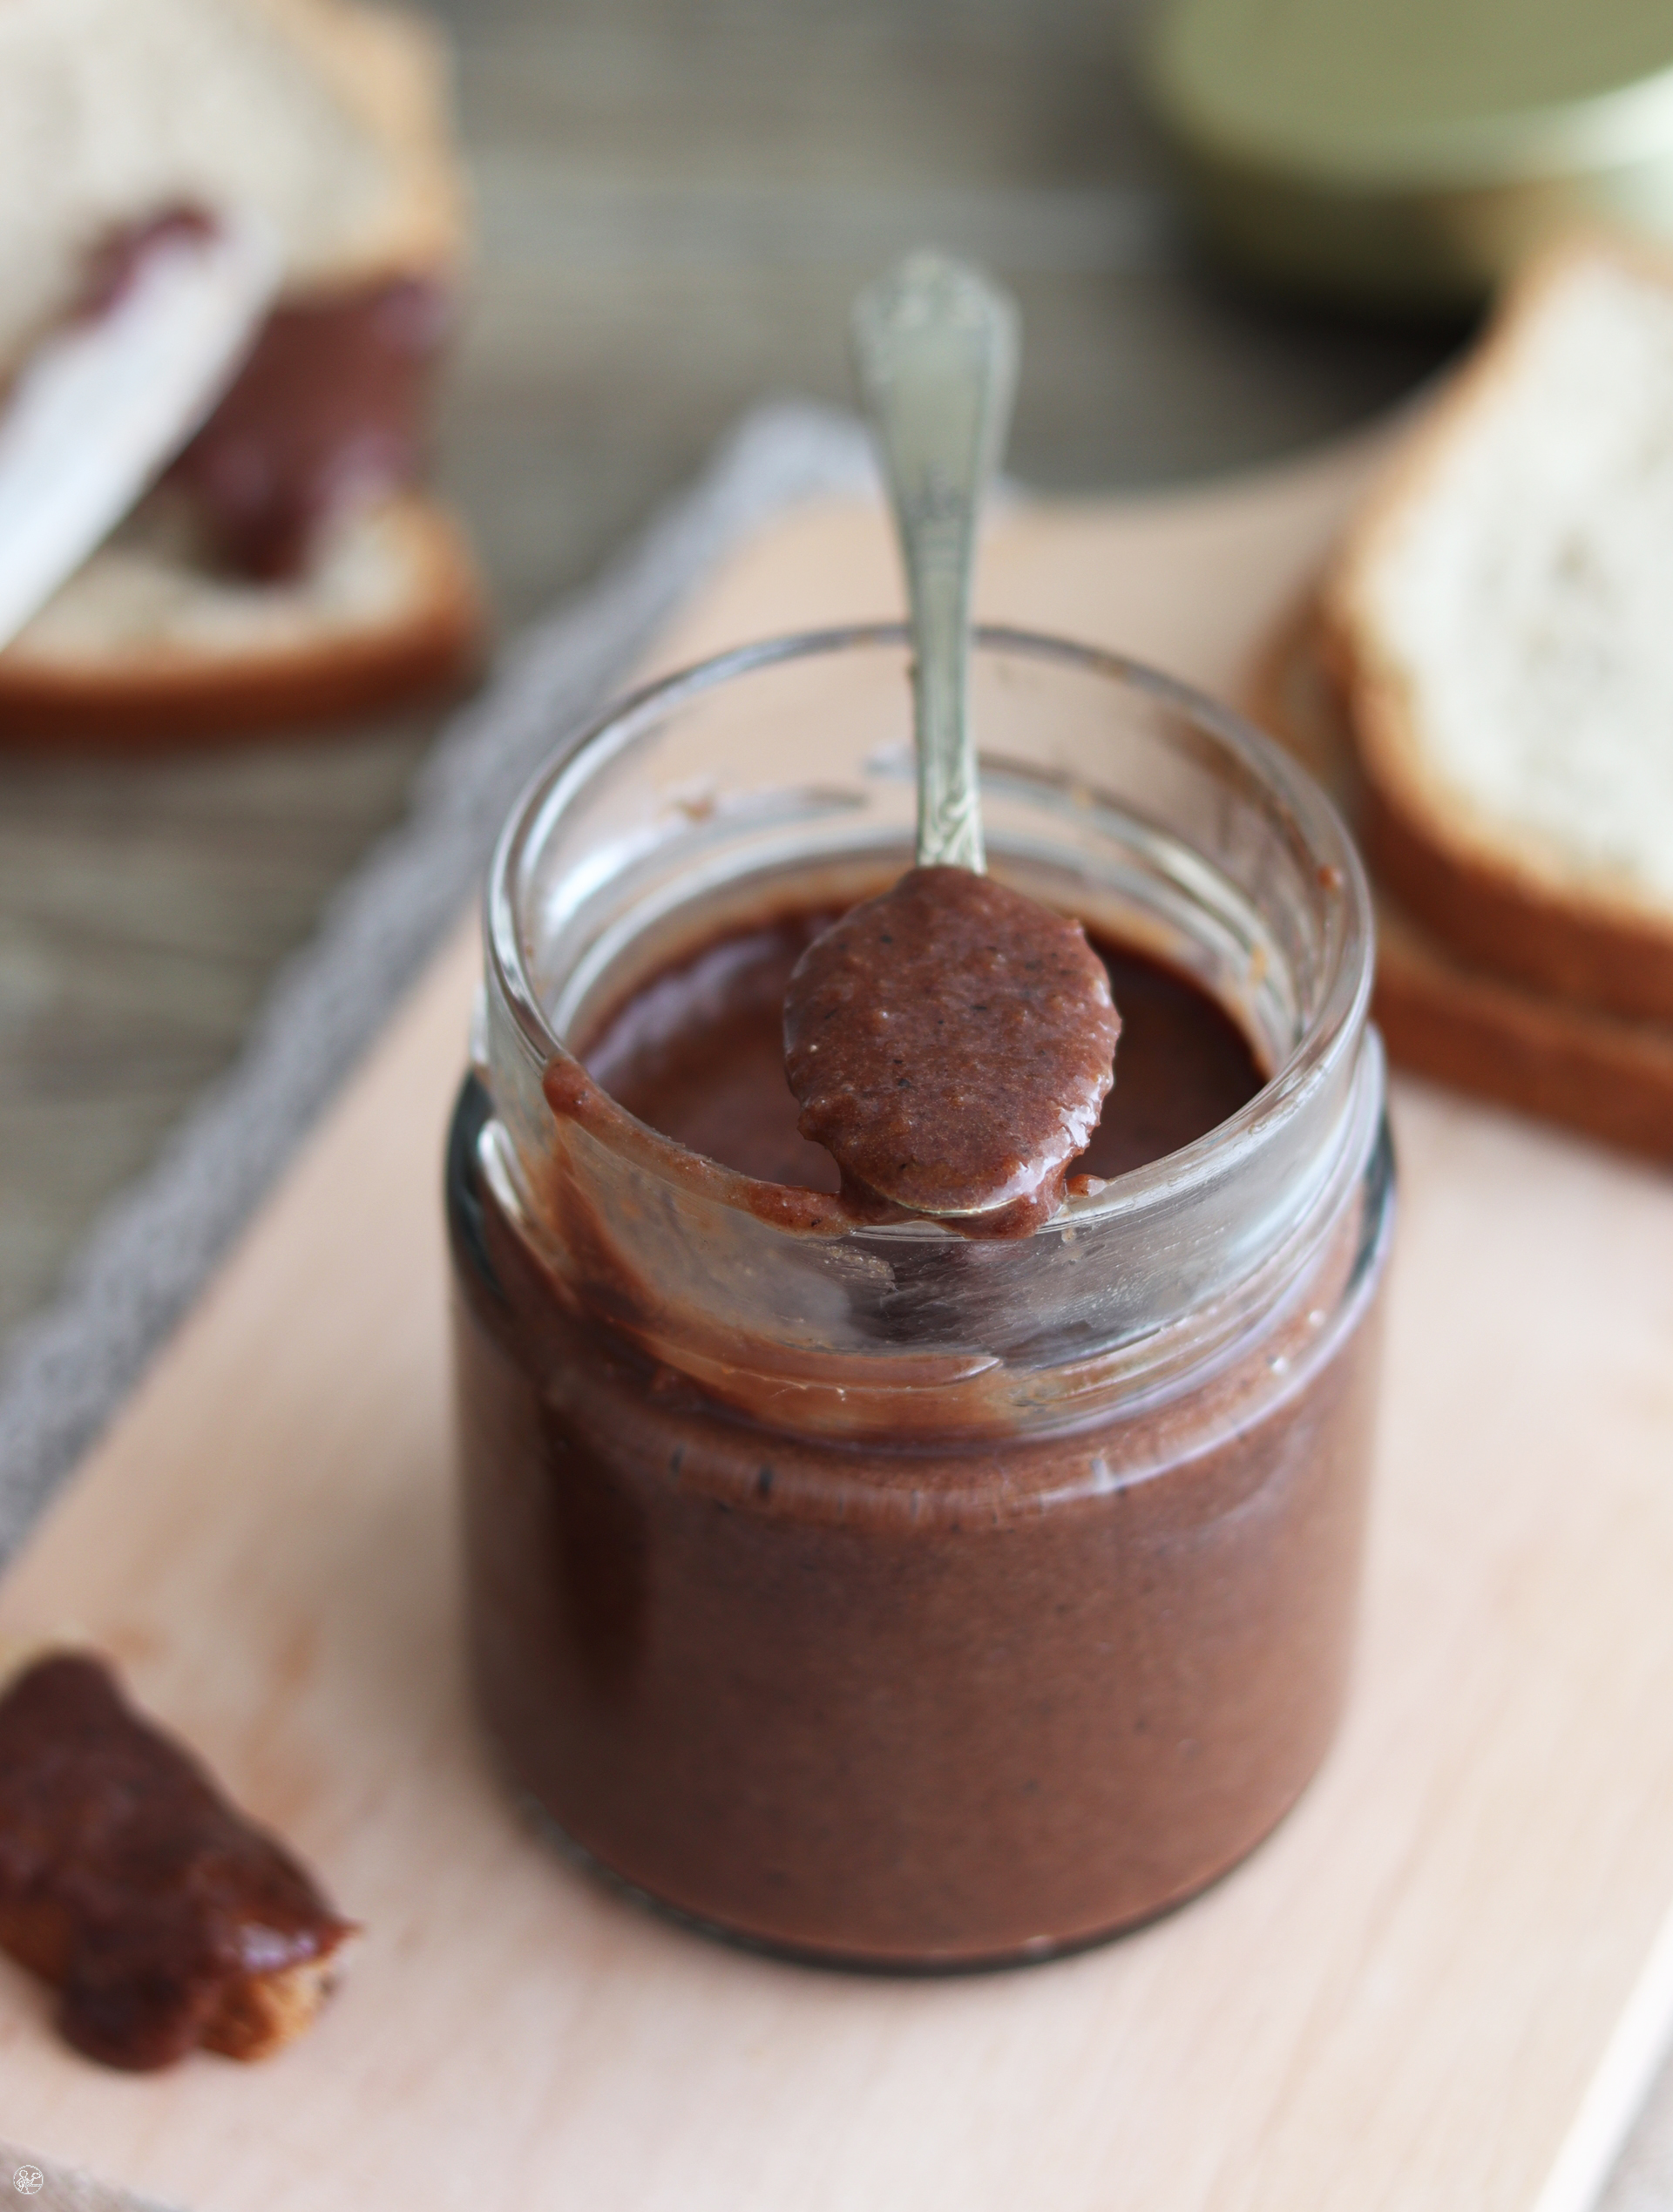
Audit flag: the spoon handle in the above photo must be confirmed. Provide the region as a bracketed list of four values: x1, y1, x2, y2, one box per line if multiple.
[851, 253, 1019, 874]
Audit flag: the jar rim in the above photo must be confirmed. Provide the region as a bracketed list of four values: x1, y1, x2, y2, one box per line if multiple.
[485, 620, 1374, 1244]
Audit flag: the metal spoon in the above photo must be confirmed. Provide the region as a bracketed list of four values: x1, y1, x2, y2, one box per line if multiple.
[850, 249, 1016, 873]
[782, 253, 1120, 1232]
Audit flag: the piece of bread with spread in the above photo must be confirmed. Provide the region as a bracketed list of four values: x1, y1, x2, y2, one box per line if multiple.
[0, 1641, 356, 2069]
[0, 0, 482, 744]
[1322, 233, 1673, 1025]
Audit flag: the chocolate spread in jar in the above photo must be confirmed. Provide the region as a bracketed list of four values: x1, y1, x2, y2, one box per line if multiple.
[452, 900, 1390, 1965]
[782, 867, 1121, 1233]
[0, 1652, 354, 2069]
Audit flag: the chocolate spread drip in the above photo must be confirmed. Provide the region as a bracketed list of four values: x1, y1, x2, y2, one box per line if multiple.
[169, 275, 449, 578]
[782, 867, 1121, 1233]
[0, 1653, 353, 2071]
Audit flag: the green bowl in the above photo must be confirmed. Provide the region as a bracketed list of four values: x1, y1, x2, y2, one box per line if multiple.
[1145, 0, 1673, 310]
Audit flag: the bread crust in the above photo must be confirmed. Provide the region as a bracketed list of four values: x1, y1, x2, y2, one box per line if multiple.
[0, 493, 484, 747]
[1323, 230, 1673, 1024]
[201, 1948, 347, 2060]
[1371, 889, 1673, 1160]
[239, 0, 468, 290]
[0, 1893, 350, 2061]
[1252, 596, 1673, 1162]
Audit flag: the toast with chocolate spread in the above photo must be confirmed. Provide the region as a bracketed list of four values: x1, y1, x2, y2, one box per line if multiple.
[0, 1643, 355, 2068]
[0, 0, 482, 744]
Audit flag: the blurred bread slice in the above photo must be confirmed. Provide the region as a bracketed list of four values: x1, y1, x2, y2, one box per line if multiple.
[0, 0, 464, 367]
[1324, 235, 1673, 1023]
[1253, 600, 1673, 1167]
[0, 490, 479, 743]
[0, 0, 479, 742]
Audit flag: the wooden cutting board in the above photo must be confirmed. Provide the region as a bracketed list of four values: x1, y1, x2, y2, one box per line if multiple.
[7, 434, 1673, 2212]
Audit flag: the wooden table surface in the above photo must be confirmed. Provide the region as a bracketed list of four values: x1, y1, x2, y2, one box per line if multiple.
[0, 0, 1456, 1345]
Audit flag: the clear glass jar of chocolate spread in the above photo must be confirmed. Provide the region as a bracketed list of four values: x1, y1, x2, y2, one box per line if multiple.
[449, 625, 1392, 1968]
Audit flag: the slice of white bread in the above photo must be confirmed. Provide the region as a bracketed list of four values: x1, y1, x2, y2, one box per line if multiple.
[1325, 235, 1673, 1024]
[0, 0, 464, 369]
[1252, 601, 1673, 1167]
[0, 488, 481, 742]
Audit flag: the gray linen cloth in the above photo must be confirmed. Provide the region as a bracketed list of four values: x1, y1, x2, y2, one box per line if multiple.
[0, 403, 871, 1559]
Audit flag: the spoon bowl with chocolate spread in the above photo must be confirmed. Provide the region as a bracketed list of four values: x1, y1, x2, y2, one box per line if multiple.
[782, 255, 1121, 1233]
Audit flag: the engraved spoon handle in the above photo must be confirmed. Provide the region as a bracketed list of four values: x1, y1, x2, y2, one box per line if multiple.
[851, 253, 1019, 874]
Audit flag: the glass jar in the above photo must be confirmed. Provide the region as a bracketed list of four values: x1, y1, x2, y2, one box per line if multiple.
[449, 624, 1392, 1968]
